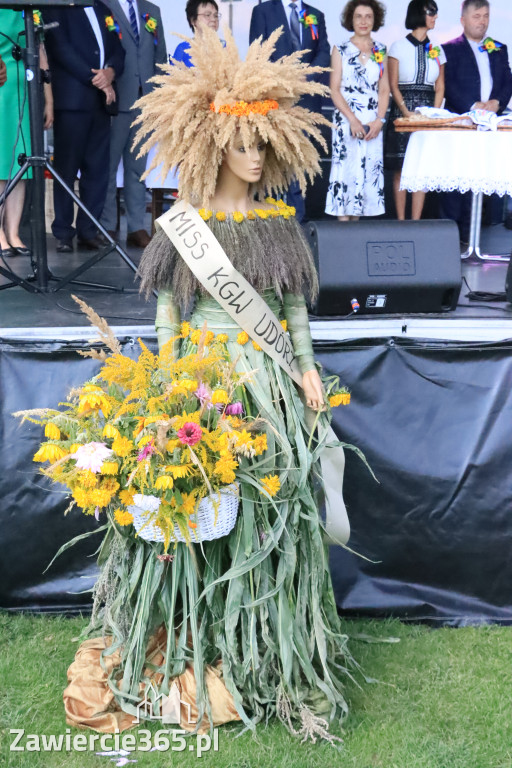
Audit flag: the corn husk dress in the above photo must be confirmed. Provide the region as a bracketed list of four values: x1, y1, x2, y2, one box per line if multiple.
[71, 202, 354, 739]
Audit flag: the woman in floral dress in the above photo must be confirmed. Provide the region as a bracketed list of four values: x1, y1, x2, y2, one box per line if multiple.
[325, 0, 389, 220]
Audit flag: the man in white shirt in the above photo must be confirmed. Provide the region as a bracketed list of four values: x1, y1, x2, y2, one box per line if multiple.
[249, 0, 330, 222]
[44, 1, 125, 252]
[441, 0, 512, 242]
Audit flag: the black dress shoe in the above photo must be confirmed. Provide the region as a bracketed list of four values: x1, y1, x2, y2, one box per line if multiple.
[77, 235, 109, 250]
[56, 239, 73, 253]
[1, 247, 15, 258]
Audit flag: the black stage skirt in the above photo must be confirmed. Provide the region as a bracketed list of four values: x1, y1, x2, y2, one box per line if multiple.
[385, 84, 435, 171]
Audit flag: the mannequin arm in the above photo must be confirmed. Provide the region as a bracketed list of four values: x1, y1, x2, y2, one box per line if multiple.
[155, 289, 181, 353]
[282, 292, 315, 374]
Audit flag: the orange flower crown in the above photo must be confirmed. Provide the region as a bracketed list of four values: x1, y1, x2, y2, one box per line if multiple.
[209, 99, 279, 117]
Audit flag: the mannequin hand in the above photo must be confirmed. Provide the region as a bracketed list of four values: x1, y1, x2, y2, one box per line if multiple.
[302, 369, 326, 411]
[365, 119, 383, 140]
[349, 116, 366, 139]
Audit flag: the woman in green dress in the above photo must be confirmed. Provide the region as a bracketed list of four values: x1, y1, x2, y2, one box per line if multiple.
[0, 9, 53, 257]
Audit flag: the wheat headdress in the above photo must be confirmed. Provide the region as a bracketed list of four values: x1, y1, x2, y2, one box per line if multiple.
[133, 27, 329, 207]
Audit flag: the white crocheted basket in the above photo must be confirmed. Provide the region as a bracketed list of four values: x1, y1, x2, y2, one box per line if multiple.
[128, 483, 239, 543]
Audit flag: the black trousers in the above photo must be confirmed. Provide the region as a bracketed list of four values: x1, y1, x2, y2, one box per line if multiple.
[439, 191, 472, 243]
[52, 105, 110, 241]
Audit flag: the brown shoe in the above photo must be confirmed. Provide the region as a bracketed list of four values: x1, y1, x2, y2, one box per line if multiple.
[126, 229, 151, 248]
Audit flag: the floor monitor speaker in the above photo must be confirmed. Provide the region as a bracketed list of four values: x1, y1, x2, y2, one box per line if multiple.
[306, 219, 462, 316]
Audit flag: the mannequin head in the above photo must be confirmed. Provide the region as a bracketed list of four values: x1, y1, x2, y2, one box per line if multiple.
[219, 134, 267, 186]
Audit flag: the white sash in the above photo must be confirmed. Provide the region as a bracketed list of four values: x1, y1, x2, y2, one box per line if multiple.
[157, 201, 350, 545]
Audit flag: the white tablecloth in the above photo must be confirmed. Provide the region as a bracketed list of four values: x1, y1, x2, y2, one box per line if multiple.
[400, 130, 512, 197]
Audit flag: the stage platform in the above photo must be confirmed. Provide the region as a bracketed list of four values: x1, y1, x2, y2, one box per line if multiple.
[2, 220, 512, 624]
[1, 223, 511, 342]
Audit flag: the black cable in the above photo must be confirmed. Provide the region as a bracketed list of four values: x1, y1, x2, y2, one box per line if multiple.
[461, 275, 508, 303]
[55, 300, 155, 323]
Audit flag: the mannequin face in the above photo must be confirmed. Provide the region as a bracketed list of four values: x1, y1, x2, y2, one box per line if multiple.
[461, 3, 489, 42]
[221, 135, 267, 185]
[192, 2, 219, 33]
[352, 5, 374, 37]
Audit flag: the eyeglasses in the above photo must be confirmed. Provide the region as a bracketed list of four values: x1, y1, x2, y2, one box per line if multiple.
[425, 8, 438, 16]
[197, 12, 221, 20]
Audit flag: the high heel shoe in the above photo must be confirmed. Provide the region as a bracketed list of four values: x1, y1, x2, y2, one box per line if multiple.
[1, 246, 15, 258]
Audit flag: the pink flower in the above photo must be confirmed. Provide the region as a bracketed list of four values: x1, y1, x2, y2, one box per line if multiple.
[137, 440, 155, 462]
[194, 382, 212, 409]
[73, 442, 112, 473]
[94, 507, 100, 521]
[177, 422, 202, 446]
[225, 401, 243, 416]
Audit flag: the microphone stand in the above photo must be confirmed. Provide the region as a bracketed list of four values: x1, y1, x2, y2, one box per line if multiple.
[0, 7, 139, 294]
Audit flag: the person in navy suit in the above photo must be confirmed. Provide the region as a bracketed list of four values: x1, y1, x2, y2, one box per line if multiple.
[250, 0, 330, 221]
[44, 1, 125, 252]
[440, 0, 512, 243]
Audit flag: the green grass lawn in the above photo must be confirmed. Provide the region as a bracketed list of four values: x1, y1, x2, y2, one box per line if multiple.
[1, 612, 512, 768]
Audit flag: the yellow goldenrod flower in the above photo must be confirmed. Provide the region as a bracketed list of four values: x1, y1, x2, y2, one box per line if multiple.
[103, 424, 120, 439]
[253, 433, 268, 456]
[181, 378, 198, 392]
[190, 329, 202, 345]
[280, 319, 287, 331]
[216, 333, 229, 344]
[33, 443, 67, 463]
[114, 508, 134, 526]
[44, 423, 61, 440]
[211, 389, 229, 405]
[154, 475, 174, 490]
[215, 211, 226, 221]
[112, 436, 134, 457]
[237, 331, 249, 345]
[198, 209, 212, 221]
[247, 210, 256, 220]
[138, 434, 154, 448]
[119, 489, 135, 506]
[233, 211, 244, 223]
[329, 393, 351, 407]
[260, 474, 280, 497]
[100, 461, 119, 475]
[252, 340, 262, 351]
[205, 330, 215, 345]
[180, 320, 191, 337]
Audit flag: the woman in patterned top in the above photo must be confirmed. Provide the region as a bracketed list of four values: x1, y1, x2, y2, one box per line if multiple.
[385, 0, 445, 220]
[325, 0, 389, 221]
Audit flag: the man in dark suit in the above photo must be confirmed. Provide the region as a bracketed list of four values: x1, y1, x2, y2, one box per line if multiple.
[441, 0, 512, 243]
[44, 1, 125, 252]
[100, 0, 167, 249]
[250, 0, 330, 221]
